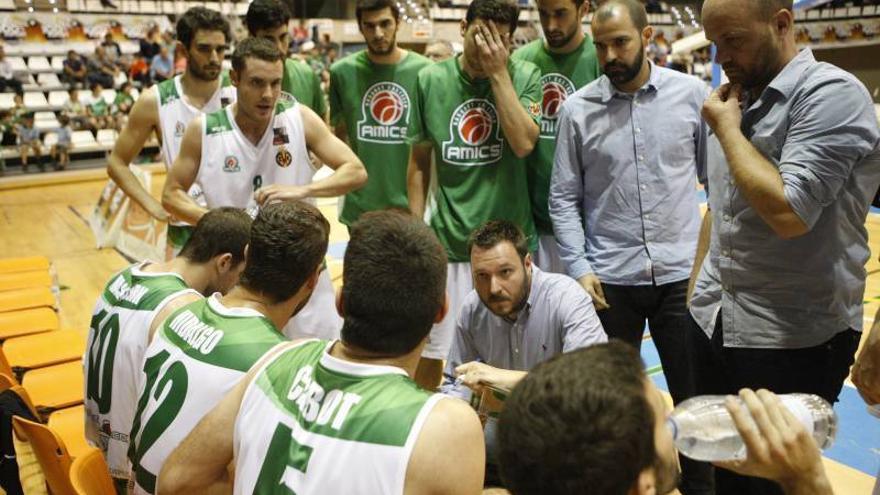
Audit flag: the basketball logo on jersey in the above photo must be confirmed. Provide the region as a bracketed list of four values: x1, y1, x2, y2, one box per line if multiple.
[276, 148, 293, 168]
[223, 155, 240, 173]
[174, 121, 185, 138]
[540, 74, 575, 139]
[357, 82, 410, 144]
[442, 99, 503, 166]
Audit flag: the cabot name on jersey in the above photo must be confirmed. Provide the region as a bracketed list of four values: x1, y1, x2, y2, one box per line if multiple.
[287, 365, 362, 430]
[442, 98, 504, 166]
[357, 82, 411, 144]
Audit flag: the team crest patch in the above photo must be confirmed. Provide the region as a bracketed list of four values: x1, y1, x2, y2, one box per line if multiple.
[223, 155, 240, 172]
[174, 121, 185, 138]
[276, 148, 292, 168]
[539, 73, 576, 138]
[273, 127, 290, 145]
[357, 82, 411, 144]
[441, 99, 504, 166]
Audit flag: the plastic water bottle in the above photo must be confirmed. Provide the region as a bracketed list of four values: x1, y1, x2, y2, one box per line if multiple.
[667, 394, 837, 462]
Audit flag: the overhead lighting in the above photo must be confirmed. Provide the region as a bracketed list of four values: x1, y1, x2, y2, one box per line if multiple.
[28, 6, 33, 11]
[53, 7, 58, 12]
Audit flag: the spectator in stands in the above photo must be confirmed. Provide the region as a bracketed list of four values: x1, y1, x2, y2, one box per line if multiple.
[10, 92, 26, 123]
[87, 46, 118, 89]
[129, 56, 150, 86]
[50, 114, 72, 171]
[102, 32, 123, 65]
[139, 25, 162, 62]
[64, 87, 91, 131]
[0, 110, 11, 175]
[84, 82, 112, 130]
[0, 45, 23, 94]
[150, 45, 174, 83]
[424, 39, 454, 62]
[16, 113, 43, 173]
[113, 81, 135, 130]
[62, 50, 87, 88]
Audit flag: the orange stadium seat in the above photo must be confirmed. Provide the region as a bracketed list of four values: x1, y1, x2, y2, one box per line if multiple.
[0, 307, 59, 339]
[0, 270, 54, 292]
[0, 256, 51, 275]
[70, 447, 115, 495]
[3, 328, 88, 372]
[47, 406, 90, 459]
[0, 287, 57, 313]
[21, 360, 84, 412]
[12, 416, 77, 495]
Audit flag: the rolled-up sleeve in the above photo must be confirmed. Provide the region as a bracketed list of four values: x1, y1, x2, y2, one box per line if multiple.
[779, 77, 880, 230]
[549, 104, 592, 280]
[559, 281, 607, 351]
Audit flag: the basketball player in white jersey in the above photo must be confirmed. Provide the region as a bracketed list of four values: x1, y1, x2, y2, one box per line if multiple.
[84, 207, 250, 492]
[162, 37, 366, 341]
[106, 7, 235, 258]
[158, 210, 485, 495]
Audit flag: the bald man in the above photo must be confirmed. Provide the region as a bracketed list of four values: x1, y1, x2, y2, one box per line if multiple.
[690, 1, 880, 494]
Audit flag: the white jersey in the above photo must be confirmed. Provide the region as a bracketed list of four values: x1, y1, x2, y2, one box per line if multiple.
[196, 99, 315, 217]
[233, 340, 445, 495]
[83, 262, 196, 482]
[195, 99, 343, 340]
[129, 295, 285, 494]
[155, 75, 236, 227]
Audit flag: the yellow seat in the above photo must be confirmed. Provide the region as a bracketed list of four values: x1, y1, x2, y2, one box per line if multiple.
[0, 287, 56, 313]
[12, 415, 77, 495]
[70, 447, 115, 495]
[22, 361, 84, 412]
[3, 328, 87, 371]
[48, 406, 90, 459]
[0, 270, 54, 292]
[0, 307, 59, 340]
[0, 256, 51, 275]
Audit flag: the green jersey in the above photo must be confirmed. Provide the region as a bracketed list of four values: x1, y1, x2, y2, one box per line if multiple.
[88, 95, 110, 116]
[113, 91, 134, 111]
[329, 50, 432, 226]
[511, 38, 601, 235]
[408, 56, 542, 261]
[232, 340, 445, 494]
[282, 58, 327, 117]
[128, 295, 285, 494]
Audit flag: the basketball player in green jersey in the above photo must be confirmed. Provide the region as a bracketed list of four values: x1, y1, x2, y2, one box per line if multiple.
[245, 0, 327, 118]
[158, 210, 485, 495]
[106, 8, 233, 257]
[128, 202, 331, 494]
[511, 0, 600, 273]
[85, 207, 250, 492]
[407, 0, 543, 389]
[329, 0, 432, 227]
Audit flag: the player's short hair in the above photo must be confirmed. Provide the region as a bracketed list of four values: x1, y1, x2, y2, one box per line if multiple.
[468, 220, 529, 260]
[231, 36, 284, 73]
[245, 0, 291, 35]
[355, 0, 400, 24]
[538, 0, 585, 8]
[179, 207, 252, 266]
[239, 202, 330, 304]
[341, 210, 448, 357]
[465, 0, 520, 35]
[176, 6, 231, 50]
[498, 341, 656, 495]
[594, 0, 648, 31]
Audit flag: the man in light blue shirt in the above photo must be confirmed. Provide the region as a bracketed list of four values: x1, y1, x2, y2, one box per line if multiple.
[442, 219, 606, 487]
[549, 0, 706, 403]
[691, 0, 880, 494]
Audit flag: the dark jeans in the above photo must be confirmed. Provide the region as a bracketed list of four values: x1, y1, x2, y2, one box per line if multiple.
[598, 280, 712, 495]
[0, 77, 22, 94]
[686, 312, 860, 495]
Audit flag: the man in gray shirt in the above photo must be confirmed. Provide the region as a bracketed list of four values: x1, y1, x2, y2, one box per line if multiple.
[691, 0, 880, 494]
[549, 0, 706, 412]
[442, 219, 606, 487]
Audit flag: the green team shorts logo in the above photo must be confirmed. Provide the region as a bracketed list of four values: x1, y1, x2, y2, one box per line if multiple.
[540, 73, 576, 139]
[442, 99, 503, 166]
[357, 82, 410, 144]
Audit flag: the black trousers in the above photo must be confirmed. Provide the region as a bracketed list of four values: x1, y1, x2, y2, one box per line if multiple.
[598, 280, 713, 495]
[686, 312, 860, 495]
